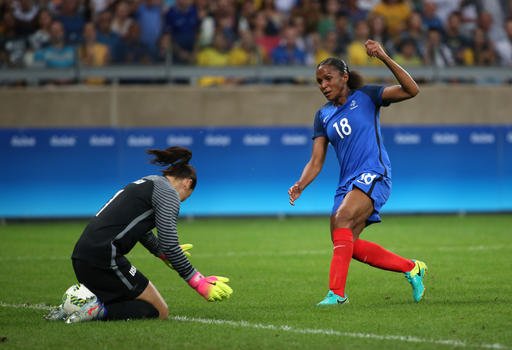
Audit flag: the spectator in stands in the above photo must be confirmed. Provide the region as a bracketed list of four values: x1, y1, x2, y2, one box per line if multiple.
[310, 30, 337, 65]
[228, 30, 263, 66]
[79, 21, 110, 84]
[135, 0, 163, 58]
[347, 19, 383, 66]
[89, 0, 116, 21]
[214, 1, 238, 48]
[469, 26, 497, 66]
[80, 21, 110, 66]
[197, 29, 230, 66]
[424, 27, 455, 67]
[340, 0, 368, 24]
[33, 20, 76, 80]
[421, 1, 444, 32]
[274, 0, 298, 16]
[396, 11, 426, 60]
[333, 13, 352, 57]
[261, 0, 285, 35]
[290, 0, 322, 36]
[155, 31, 172, 63]
[95, 10, 122, 63]
[196, 29, 231, 86]
[237, 0, 257, 35]
[54, 0, 85, 45]
[392, 37, 423, 66]
[250, 10, 280, 63]
[495, 17, 512, 66]
[428, 0, 462, 25]
[443, 11, 473, 65]
[196, 0, 214, 47]
[370, 0, 412, 39]
[117, 21, 153, 64]
[0, 10, 28, 67]
[317, 0, 340, 39]
[458, 0, 481, 39]
[270, 24, 306, 65]
[164, 0, 200, 64]
[12, 0, 40, 36]
[289, 15, 308, 54]
[28, 8, 52, 51]
[367, 13, 392, 54]
[110, 1, 134, 38]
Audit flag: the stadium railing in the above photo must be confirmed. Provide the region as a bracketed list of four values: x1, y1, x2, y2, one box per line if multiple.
[1, 65, 512, 85]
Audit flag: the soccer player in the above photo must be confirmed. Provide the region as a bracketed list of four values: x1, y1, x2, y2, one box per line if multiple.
[46, 146, 232, 322]
[288, 40, 427, 306]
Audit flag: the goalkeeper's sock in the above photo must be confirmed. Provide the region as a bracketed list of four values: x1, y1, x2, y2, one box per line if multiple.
[352, 239, 415, 273]
[104, 300, 159, 321]
[329, 228, 353, 297]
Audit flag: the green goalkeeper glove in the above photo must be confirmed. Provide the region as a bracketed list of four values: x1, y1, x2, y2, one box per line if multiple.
[160, 243, 193, 269]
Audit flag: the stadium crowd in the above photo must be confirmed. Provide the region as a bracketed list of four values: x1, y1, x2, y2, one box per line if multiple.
[1, 0, 511, 81]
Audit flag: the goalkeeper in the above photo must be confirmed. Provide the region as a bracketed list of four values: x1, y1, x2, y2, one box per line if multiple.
[46, 146, 233, 323]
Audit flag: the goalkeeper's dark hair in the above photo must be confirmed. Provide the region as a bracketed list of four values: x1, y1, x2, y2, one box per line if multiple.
[146, 146, 197, 189]
[317, 57, 364, 90]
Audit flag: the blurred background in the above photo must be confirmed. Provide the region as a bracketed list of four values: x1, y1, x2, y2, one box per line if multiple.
[0, 0, 511, 219]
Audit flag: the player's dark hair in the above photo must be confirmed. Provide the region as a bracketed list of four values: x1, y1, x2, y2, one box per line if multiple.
[317, 57, 364, 90]
[147, 146, 197, 189]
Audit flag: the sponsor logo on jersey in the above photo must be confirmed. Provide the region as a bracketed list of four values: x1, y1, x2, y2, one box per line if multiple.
[349, 100, 358, 110]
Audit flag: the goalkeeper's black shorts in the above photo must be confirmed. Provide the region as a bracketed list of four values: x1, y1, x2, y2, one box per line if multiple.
[72, 257, 149, 304]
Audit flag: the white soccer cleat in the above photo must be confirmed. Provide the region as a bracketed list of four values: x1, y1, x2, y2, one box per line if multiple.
[44, 304, 68, 321]
[65, 297, 106, 324]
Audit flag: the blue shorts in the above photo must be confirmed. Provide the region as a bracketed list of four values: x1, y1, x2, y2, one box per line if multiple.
[331, 172, 392, 225]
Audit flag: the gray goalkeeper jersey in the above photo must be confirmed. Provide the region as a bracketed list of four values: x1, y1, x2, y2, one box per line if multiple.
[72, 175, 196, 281]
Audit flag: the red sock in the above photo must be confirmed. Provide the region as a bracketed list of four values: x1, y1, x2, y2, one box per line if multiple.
[352, 239, 415, 272]
[329, 228, 353, 297]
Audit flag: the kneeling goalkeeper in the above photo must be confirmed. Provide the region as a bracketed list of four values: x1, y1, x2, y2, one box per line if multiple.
[47, 146, 232, 322]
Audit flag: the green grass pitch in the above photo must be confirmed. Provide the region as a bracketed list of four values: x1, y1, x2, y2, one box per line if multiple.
[0, 215, 511, 349]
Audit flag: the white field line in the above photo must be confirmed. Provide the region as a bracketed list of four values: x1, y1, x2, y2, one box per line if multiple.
[0, 302, 508, 350]
[0, 245, 509, 262]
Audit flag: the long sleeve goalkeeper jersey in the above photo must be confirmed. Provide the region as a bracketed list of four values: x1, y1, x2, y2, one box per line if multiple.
[71, 175, 196, 281]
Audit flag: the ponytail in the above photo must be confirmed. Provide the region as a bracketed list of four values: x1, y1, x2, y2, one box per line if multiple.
[147, 146, 197, 189]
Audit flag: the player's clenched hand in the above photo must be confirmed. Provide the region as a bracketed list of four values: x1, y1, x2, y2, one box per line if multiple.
[188, 272, 233, 302]
[365, 39, 388, 60]
[288, 183, 303, 206]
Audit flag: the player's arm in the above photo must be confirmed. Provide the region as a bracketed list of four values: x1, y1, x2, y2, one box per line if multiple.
[365, 39, 419, 103]
[152, 180, 232, 301]
[289, 136, 329, 205]
[139, 230, 192, 265]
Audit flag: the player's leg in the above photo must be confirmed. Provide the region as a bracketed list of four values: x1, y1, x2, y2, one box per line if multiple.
[349, 177, 427, 302]
[135, 281, 168, 319]
[318, 188, 373, 305]
[69, 258, 163, 322]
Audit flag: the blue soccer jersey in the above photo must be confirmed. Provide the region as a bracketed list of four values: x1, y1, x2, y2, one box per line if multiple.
[313, 85, 392, 189]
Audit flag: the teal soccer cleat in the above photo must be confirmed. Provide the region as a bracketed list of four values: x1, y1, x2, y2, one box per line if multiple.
[405, 260, 428, 302]
[317, 290, 349, 306]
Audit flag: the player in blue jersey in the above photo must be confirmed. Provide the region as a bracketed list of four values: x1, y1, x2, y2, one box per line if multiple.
[288, 40, 427, 306]
[45, 146, 232, 322]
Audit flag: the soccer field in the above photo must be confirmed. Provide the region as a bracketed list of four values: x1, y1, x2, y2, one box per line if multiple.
[0, 215, 511, 350]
